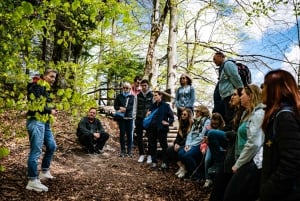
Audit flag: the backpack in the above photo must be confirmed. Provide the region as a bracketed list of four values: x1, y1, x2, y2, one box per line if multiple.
[236, 62, 252, 86]
[222, 60, 252, 86]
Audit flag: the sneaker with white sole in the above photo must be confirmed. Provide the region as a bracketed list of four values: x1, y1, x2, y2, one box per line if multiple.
[146, 155, 152, 164]
[138, 155, 145, 163]
[26, 179, 48, 192]
[175, 167, 184, 176]
[177, 168, 187, 178]
[39, 171, 54, 180]
[203, 179, 213, 188]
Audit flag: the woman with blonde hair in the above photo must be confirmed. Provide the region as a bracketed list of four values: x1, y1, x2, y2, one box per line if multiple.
[223, 84, 265, 201]
[177, 104, 211, 180]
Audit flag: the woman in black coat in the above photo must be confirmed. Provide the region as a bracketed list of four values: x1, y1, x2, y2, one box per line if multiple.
[260, 69, 300, 201]
[146, 90, 174, 169]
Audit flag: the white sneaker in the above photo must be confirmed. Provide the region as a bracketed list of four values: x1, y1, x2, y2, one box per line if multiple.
[203, 179, 213, 188]
[175, 167, 184, 176]
[177, 168, 187, 178]
[138, 155, 145, 163]
[39, 171, 54, 180]
[146, 155, 152, 164]
[26, 179, 48, 192]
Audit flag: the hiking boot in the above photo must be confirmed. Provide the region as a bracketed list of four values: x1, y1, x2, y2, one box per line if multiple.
[95, 149, 104, 154]
[138, 155, 145, 163]
[26, 179, 48, 192]
[146, 155, 152, 164]
[39, 171, 54, 180]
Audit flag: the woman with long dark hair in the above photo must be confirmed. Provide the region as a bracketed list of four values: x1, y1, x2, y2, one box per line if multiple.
[260, 69, 300, 201]
[166, 108, 193, 176]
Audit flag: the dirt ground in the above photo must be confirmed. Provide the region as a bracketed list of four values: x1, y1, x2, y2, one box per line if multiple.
[0, 111, 211, 201]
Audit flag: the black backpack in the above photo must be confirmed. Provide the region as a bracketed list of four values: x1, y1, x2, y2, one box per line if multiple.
[236, 62, 252, 86]
[221, 60, 252, 86]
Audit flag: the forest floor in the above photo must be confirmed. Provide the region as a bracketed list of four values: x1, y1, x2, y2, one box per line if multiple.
[0, 111, 211, 201]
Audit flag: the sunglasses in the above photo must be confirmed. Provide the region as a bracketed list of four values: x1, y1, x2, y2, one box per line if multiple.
[123, 87, 129, 90]
[180, 77, 186, 80]
[181, 113, 188, 116]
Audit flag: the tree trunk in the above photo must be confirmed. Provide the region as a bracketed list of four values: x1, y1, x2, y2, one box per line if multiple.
[166, 0, 178, 99]
[144, 0, 169, 84]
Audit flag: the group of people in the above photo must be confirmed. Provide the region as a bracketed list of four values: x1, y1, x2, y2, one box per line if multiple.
[25, 52, 300, 201]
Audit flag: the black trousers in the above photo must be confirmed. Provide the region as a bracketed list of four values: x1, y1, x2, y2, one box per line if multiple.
[223, 161, 261, 201]
[147, 127, 168, 163]
[209, 170, 233, 201]
[135, 118, 147, 155]
[78, 132, 109, 151]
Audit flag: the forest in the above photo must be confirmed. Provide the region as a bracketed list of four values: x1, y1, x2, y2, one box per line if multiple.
[0, 0, 299, 200]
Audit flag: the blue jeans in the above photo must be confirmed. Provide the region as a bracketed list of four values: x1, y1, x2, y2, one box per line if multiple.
[118, 119, 133, 154]
[178, 145, 203, 178]
[27, 119, 57, 180]
[207, 129, 227, 164]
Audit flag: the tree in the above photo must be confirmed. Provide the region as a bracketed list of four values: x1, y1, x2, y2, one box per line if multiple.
[144, 0, 169, 84]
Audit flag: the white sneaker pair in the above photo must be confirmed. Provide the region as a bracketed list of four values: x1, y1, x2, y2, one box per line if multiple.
[138, 155, 145, 163]
[26, 179, 48, 192]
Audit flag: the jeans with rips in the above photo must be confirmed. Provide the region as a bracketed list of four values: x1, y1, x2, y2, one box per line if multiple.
[27, 119, 57, 180]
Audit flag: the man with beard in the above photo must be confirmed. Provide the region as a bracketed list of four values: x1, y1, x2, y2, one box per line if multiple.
[77, 107, 110, 154]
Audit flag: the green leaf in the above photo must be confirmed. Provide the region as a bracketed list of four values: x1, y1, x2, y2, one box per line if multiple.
[0, 147, 10, 158]
[21, 2, 34, 15]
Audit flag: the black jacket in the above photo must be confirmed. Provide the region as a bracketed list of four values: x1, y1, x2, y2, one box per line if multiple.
[136, 91, 153, 119]
[149, 101, 174, 133]
[260, 108, 300, 201]
[76, 117, 106, 138]
[114, 93, 135, 118]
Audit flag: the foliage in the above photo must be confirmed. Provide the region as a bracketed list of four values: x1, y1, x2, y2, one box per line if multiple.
[0, 147, 10, 172]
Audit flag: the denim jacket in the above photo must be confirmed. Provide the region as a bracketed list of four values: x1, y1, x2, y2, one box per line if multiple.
[175, 85, 195, 109]
[234, 103, 265, 169]
[219, 60, 244, 99]
[185, 117, 210, 147]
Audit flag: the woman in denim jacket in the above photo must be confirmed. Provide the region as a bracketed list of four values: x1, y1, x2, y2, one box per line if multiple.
[178, 105, 211, 181]
[175, 73, 195, 119]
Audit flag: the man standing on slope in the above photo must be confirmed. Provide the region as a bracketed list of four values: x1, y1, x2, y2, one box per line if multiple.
[212, 52, 243, 128]
[26, 69, 58, 192]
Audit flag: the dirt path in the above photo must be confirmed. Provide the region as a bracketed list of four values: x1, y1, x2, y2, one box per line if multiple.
[0, 114, 211, 201]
